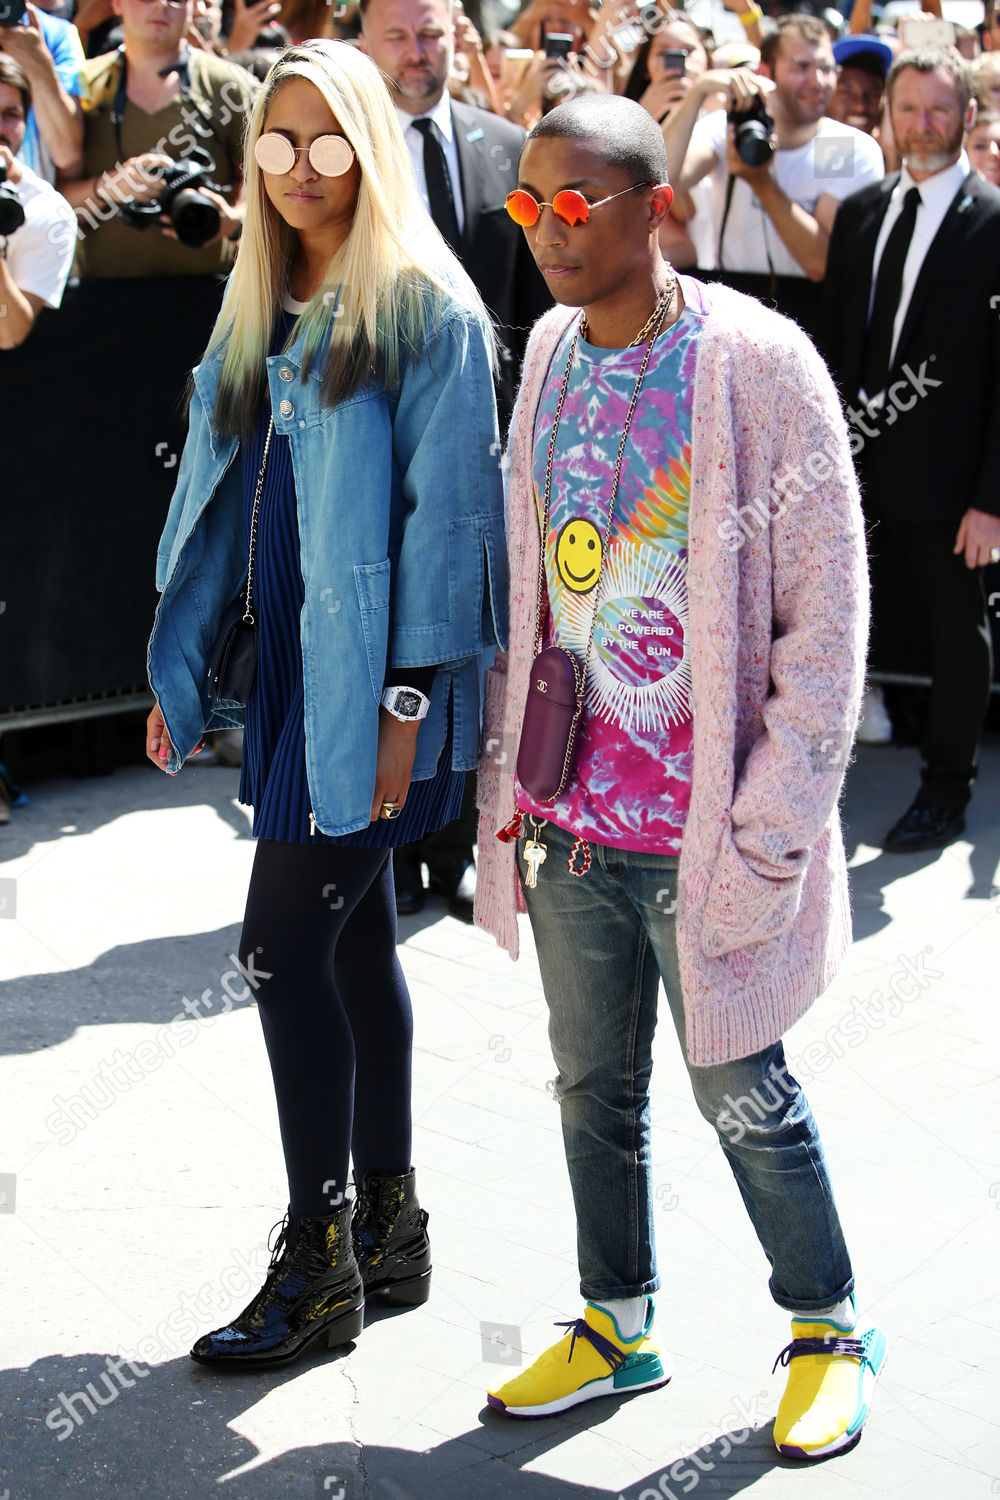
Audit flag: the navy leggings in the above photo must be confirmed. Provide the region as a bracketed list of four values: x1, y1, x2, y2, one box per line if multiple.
[238, 839, 413, 1220]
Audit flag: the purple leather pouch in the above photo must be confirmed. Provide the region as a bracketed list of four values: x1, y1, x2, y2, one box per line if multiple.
[516, 646, 585, 802]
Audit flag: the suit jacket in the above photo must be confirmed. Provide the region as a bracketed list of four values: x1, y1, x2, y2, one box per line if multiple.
[821, 168, 1000, 521]
[449, 98, 552, 433]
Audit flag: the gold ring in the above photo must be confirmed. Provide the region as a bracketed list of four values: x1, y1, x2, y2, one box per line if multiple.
[381, 800, 402, 819]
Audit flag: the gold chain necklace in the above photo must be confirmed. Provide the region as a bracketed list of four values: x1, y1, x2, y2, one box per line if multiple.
[579, 266, 677, 348]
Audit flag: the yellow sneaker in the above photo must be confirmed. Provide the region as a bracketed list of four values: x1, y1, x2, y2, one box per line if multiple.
[486, 1300, 669, 1419]
[773, 1309, 887, 1459]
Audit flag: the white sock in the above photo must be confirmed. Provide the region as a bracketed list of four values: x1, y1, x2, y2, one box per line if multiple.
[595, 1296, 648, 1341]
[792, 1294, 856, 1329]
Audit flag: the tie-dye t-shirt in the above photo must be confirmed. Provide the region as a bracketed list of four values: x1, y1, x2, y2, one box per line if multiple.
[516, 310, 699, 854]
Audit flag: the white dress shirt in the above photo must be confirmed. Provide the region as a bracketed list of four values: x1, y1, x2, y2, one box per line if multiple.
[869, 152, 970, 372]
[395, 93, 465, 236]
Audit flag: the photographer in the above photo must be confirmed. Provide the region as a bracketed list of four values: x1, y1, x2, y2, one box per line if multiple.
[663, 13, 883, 333]
[0, 1, 85, 183]
[0, 54, 76, 348]
[58, 0, 258, 275]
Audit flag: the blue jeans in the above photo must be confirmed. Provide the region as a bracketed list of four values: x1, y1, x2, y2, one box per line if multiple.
[519, 820, 854, 1313]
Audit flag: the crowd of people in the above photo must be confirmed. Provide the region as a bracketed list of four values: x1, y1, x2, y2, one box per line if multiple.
[2, 0, 998, 1476]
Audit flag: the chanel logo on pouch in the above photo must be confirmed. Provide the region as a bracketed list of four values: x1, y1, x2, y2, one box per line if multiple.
[536, 679, 548, 693]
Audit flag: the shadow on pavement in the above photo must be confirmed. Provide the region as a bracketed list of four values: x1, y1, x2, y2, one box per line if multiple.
[0, 1349, 788, 1500]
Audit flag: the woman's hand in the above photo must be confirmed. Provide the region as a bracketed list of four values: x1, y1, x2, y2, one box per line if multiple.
[370, 708, 420, 822]
[146, 704, 203, 772]
[146, 703, 174, 771]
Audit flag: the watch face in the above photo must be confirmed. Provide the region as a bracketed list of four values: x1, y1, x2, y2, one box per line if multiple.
[395, 691, 421, 716]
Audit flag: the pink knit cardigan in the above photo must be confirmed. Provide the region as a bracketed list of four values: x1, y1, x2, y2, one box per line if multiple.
[473, 277, 869, 1067]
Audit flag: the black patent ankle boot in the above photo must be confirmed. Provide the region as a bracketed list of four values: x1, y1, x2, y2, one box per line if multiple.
[190, 1203, 364, 1368]
[353, 1169, 431, 1306]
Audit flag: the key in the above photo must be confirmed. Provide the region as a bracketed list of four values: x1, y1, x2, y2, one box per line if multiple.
[524, 839, 547, 889]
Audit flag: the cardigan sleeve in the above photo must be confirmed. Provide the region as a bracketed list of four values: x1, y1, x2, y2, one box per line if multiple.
[730, 335, 869, 882]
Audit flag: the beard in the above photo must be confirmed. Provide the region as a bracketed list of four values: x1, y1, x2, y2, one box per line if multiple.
[897, 120, 964, 174]
[390, 62, 448, 102]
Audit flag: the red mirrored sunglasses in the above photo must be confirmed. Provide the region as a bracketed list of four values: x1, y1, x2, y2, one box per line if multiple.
[505, 181, 651, 228]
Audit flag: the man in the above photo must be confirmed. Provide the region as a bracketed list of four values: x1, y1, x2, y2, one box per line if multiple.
[0, 1, 85, 183]
[830, 33, 892, 141]
[475, 93, 886, 1462]
[663, 12, 883, 339]
[823, 46, 1000, 852]
[361, 0, 550, 918]
[0, 54, 76, 348]
[58, 0, 256, 276]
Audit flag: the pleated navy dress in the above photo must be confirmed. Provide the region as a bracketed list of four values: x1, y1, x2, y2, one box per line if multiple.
[238, 304, 465, 848]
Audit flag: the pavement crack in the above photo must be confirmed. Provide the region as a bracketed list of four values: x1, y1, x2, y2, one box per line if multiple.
[340, 1359, 370, 1499]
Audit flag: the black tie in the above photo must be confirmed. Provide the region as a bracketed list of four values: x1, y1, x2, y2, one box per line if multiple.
[412, 117, 461, 253]
[861, 185, 922, 400]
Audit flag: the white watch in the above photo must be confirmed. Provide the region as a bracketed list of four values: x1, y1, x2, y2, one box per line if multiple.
[380, 685, 430, 721]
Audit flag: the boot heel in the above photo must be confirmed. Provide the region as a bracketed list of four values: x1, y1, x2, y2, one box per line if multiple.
[324, 1302, 365, 1347]
[381, 1269, 432, 1306]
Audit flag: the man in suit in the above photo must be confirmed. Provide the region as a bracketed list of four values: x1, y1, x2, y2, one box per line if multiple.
[823, 45, 1000, 852]
[362, 0, 551, 917]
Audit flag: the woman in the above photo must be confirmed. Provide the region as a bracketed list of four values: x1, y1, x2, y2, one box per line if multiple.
[145, 39, 506, 1368]
[622, 12, 716, 269]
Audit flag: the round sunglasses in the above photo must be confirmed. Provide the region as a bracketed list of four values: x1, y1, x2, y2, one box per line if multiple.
[254, 132, 356, 178]
[505, 181, 652, 228]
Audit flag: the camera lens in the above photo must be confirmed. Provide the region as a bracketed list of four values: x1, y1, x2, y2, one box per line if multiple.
[735, 120, 774, 168]
[170, 188, 221, 248]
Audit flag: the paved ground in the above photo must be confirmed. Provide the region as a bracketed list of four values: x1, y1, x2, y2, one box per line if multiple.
[1, 734, 998, 1500]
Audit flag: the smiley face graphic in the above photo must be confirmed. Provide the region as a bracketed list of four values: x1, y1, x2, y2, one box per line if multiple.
[555, 517, 603, 593]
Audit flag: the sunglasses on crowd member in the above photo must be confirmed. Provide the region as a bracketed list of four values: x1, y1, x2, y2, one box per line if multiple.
[254, 132, 356, 177]
[505, 181, 652, 228]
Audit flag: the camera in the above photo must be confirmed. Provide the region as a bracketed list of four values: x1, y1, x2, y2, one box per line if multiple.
[0, 0, 27, 29]
[0, 161, 25, 237]
[117, 149, 221, 248]
[728, 92, 775, 168]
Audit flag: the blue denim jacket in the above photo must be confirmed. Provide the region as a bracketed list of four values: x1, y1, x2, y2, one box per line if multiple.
[147, 300, 507, 837]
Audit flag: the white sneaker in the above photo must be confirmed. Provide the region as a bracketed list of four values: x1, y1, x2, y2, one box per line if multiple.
[856, 686, 892, 745]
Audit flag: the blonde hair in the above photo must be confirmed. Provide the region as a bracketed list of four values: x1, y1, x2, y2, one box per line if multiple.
[206, 39, 490, 437]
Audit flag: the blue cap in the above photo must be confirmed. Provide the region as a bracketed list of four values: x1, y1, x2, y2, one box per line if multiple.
[833, 34, 894, 74]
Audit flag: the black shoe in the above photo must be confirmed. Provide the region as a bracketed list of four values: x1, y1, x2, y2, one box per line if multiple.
[353, 1169, 431, 1307]
[427, 854, 476, 924]
[190, 1204, 364, 1368]
[393, 850, 425, 915]
[882, 800, 966, 853]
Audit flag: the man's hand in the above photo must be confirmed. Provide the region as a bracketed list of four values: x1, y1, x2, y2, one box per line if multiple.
[0, 4, 50, 75]
[159, 185, 240, 244]
[0, 142, 22, 185]
[954, 507, 1000, 569]
[101, 153, 175, 205]
[224, 0, 281, 55]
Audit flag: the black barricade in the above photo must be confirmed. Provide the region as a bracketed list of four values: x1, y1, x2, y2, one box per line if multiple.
[0, 276, 225, 718]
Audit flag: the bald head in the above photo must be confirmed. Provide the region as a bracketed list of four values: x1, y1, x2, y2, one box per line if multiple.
[526, 94, 669, 188]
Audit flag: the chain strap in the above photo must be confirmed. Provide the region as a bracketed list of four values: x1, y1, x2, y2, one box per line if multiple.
[535, 272, 677, 673]
[243, 417, 274, 625]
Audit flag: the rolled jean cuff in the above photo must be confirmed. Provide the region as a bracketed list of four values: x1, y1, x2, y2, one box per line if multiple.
[769, 1274, 855, 1316]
